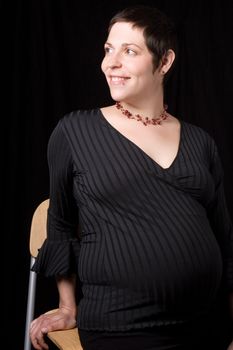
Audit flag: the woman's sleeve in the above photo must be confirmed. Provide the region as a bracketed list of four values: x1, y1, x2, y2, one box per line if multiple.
[32, 118, 80, 277]
[207, 140, 233, 292]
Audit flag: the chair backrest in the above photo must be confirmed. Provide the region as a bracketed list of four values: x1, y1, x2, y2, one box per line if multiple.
[30, 198, 49, 257]
[24, 199, 82, 350]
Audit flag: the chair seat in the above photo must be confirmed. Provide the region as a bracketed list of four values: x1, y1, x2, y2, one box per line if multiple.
[48, 328, 82, 350]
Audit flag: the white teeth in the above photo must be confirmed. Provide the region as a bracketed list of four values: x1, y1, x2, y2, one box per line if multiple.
[111, 77, 126, 82]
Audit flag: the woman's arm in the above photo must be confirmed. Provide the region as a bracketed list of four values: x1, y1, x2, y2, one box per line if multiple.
[30, 118, 81, 349]
[30, 275, 77, 350]
[57, 275, 77, 317]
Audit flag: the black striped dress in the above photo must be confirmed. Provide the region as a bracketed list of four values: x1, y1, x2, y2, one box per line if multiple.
[32, 109, 233, 341]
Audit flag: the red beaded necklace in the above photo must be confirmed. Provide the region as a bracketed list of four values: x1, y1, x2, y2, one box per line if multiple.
[115, 101, 168, 126]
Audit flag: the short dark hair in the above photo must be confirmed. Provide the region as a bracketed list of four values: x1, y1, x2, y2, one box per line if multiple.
[108, 5, 178, 79]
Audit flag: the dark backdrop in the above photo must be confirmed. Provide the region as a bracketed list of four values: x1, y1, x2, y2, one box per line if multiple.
[2, 0, 233, 348]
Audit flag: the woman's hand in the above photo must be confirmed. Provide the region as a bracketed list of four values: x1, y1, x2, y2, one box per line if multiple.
[30, 307, 77, 350]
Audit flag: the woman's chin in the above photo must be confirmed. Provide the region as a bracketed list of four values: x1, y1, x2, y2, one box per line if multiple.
[109, 91, 128, 102]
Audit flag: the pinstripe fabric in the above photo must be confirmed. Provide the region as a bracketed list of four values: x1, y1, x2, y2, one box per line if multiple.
[32, 108, 233, 331]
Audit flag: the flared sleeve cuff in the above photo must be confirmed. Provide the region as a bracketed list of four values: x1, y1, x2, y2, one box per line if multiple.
[31, 238, 80, 277]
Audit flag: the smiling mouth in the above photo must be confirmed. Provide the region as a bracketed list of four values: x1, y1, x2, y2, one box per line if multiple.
[109, 76, 130, 85]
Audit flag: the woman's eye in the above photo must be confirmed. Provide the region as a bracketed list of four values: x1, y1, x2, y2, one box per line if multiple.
[126, 48, 136, 55]
[104, 46, 113, 54]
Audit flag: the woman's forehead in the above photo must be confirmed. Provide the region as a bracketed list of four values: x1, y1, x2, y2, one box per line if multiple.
[107, 22, 145, 46]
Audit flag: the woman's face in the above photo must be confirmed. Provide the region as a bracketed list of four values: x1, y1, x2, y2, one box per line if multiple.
[101, 21, 162, 104]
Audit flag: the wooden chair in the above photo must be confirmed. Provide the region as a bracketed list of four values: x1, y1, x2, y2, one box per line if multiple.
[24, 198, 83, 350]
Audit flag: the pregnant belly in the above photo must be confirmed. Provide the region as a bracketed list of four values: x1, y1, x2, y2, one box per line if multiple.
[103, 219, 223, 311]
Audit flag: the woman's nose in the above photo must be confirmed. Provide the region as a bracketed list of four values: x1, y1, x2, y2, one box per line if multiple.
[107, 53, 122, 69]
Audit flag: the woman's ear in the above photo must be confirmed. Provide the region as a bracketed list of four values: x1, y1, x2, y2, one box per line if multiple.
[160, 49, 176, 75]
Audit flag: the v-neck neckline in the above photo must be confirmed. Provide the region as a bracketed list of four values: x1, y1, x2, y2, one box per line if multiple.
[98, 108, 183, 171]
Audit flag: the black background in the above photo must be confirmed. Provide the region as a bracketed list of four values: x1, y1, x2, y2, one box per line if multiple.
[2, 0, 233, 348]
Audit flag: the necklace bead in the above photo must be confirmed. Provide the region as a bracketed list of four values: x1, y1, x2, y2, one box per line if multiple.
[115, 101, 168, 126]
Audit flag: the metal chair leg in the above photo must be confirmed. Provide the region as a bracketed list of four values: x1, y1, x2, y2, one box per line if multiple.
[24, 257, 37, 350]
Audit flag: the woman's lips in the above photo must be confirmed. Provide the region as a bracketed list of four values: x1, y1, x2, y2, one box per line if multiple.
[109, 76, 130, 85]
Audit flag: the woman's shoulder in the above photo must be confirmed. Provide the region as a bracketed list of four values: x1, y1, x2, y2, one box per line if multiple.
[181, 119, 215, 142]
[49, 108, 102, 144]
[181, 119, 218, 158]
[61, 108, 101, 125]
